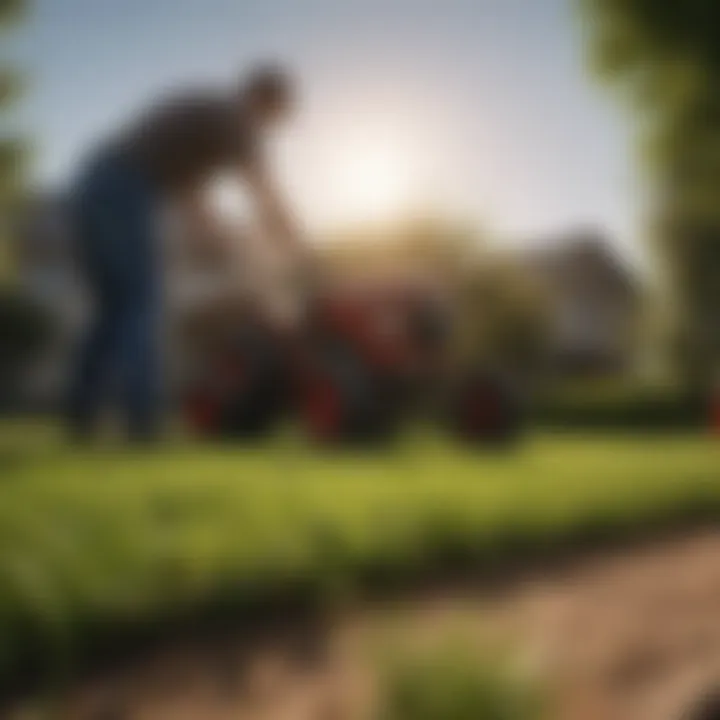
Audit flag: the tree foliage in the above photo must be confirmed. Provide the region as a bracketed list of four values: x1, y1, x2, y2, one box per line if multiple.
[0, 69, 23, 108]
[0, 0, 26, 281]
[453, 253, 552, 383]
[581, 0, 720, 389]
[0, 288, 54, 406]
[0, 0, 24, 25]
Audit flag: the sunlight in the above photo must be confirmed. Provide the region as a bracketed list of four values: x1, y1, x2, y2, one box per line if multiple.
[332, 139, 416, 224]
[211, 113, 431, 235]
[312, 120, 424, 228]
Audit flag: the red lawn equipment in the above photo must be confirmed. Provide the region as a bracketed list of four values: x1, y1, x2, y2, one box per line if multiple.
[179, 235, 524, 447]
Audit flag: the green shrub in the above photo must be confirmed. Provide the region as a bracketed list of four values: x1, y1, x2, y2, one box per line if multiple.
[535, 382, 708, 431]
[0, 289, 54, 402]
[381, 644, 541, 720]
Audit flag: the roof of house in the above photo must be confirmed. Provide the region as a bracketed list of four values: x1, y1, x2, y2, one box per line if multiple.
[522, 229, 641, 299]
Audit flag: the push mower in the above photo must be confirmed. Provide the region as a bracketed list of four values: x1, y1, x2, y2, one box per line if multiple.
[179, 239, 525, 447]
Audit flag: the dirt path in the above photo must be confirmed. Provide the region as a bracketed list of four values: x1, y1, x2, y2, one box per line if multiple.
[12, 529, 720, 720]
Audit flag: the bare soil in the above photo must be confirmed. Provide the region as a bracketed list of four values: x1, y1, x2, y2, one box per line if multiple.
[11, 529, 720, 720]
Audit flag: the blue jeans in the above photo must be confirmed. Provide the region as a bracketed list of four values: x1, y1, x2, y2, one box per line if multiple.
[68, 151, 162, 440]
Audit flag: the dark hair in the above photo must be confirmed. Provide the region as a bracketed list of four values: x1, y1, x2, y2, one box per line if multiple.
[242, 64, 294, 111]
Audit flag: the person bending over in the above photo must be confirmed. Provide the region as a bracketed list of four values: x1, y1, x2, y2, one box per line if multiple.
[68, 65, 302, 442]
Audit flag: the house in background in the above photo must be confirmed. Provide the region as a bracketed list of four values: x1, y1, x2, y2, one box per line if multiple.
[524, 230, 642, 375]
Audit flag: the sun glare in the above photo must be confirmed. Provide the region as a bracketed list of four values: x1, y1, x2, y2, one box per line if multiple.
[336, 144, 413, 223]
[212, 114, 430, 234]
[320, 124, 422, 227]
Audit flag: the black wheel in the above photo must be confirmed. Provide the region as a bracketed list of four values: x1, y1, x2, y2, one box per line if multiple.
[300, 345, 402, 446]
[446, 370, 525, 447]
[185, 322, 289, 440]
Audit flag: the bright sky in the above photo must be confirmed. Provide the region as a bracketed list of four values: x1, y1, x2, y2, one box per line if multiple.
[17, 0, 641, 258]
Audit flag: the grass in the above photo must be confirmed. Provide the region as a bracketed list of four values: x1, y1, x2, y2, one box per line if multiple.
[381, 643, 541, 720]
[0, 424, 719, 693]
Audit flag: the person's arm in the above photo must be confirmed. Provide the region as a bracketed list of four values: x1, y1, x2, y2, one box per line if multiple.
[174, 187, 232, 260]
[244, 162, 304, 257]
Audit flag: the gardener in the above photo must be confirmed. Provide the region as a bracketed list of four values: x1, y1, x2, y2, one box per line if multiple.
[68, 65, 302, 442]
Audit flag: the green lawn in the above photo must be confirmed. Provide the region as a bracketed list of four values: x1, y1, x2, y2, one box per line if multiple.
[0, 425, 718, 688]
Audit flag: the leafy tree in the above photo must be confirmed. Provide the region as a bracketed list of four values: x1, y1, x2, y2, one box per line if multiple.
[0, 0, 24, 23]
[452, 254, 553, 384]
[581, 0, 720, 390]
[0, 0, 49, 401]
[0, 0, 26, 280]
[0, 288, 53, 405]
[320, 216, 477, 281]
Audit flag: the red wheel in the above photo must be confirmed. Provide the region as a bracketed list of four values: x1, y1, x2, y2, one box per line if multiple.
[447, 371, 524, 447]
[183, 322, 290, 440]
[298, 346, 403, 446]
[302, 375, 344, 442]
[185, 390, 221, 435]
[465, 385, 501, 434]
